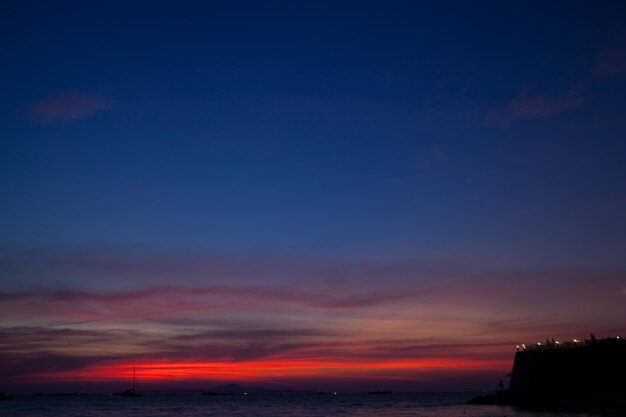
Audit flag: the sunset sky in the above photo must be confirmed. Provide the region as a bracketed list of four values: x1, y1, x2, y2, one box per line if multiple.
[1, 1, 626, 392]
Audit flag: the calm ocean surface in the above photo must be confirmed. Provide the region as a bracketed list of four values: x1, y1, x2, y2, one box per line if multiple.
[0, 392, 612, 417]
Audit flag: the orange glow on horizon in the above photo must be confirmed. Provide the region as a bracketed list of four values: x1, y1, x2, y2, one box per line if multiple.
[26, 357, 511, 383]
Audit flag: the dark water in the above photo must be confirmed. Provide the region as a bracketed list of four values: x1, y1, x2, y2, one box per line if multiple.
[0, 392, 609, 417]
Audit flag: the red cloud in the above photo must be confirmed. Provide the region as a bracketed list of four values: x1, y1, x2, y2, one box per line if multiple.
[2, 247, 624, 390]
[31, 91, 110, 122]
[0, 329, 512, 387]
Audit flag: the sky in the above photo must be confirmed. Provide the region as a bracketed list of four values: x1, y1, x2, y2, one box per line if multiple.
[1, 0, 626, 392]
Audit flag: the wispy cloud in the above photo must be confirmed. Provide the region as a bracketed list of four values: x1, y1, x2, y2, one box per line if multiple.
[595, 46, 626, 78]
[0, 285, 423, 321]
[30, 91, 110, 122]
[0, 247, 450, 295]
[418, 146, 448, 171]
[485, 89, 585, 129]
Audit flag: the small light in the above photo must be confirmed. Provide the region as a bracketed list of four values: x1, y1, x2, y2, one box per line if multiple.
[333, 392, 337, 395]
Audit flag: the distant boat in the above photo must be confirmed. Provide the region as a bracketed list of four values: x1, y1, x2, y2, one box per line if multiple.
[0, 391, 13, 401]
[113, 366, 142, 397]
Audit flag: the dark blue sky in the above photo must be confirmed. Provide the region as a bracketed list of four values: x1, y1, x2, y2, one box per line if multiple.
[2, 1, 626, 391]
[2, 1, 626, 267]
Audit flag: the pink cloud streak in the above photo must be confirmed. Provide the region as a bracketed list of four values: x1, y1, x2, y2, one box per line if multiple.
[31, 91, 110, 122]
[485, 89, 585, 128]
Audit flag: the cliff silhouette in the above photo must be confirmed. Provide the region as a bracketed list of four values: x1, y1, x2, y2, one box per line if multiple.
[469, 336, 626, 413]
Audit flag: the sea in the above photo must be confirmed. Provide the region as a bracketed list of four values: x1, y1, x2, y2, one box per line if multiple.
[0, 392, 613, 417]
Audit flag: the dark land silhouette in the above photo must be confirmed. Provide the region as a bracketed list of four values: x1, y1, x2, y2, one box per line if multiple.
[469, 336, 626, 413]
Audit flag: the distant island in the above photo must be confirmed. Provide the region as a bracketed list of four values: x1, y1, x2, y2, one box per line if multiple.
[200, 383, 311, 396]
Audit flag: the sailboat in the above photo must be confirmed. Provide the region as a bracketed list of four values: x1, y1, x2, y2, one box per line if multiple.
[113, 366, 142, 397]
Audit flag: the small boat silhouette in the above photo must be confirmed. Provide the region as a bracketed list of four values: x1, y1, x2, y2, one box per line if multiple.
[113, 366, 142, 397]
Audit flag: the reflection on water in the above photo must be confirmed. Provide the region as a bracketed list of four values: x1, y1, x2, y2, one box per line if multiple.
[0, 392, 608, 417]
